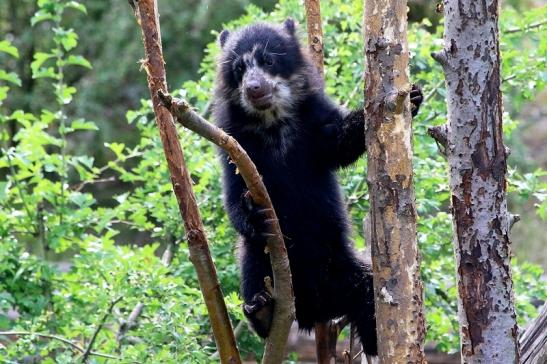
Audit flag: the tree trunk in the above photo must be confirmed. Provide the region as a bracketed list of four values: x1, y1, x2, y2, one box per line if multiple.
[363, 0, 427, 362]
[432, 1, 520, 362]
[129, 1, 241, 363]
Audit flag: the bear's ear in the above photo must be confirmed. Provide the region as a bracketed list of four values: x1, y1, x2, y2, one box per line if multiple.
[283, 18, 296, 35]
[219, 30, 230, 48]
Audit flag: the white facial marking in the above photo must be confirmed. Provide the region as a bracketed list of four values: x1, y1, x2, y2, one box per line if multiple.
[238, 63, 302, 128]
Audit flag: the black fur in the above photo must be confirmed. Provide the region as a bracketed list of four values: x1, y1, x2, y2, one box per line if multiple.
[214, 20, 423, 357]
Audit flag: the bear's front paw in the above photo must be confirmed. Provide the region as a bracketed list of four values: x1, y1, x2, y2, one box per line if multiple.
[410, 84, 424, 118]
[240, 191, 275, 238]
[243, 291, 274, 338]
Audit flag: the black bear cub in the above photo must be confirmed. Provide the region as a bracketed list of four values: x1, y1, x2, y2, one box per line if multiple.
[214, 19, 422, 356]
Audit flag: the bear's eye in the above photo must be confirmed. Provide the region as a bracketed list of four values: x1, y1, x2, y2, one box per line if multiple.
[233, 59, 245, 77]
[264, 54, 274, 66]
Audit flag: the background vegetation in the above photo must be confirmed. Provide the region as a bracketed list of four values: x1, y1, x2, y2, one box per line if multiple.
[0, 0, 545, 362]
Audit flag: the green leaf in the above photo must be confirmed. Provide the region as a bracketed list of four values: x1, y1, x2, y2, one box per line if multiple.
[30, 9, 55, 26]
[0, 40, 19, 58]
[106, 142, 125, 158]
[71, 119, 98, 131]
[0, 86, 9, 104]
[65, 55, 92, 69]
[66, 1, 87, 14]
[0, 70, 22, 87]
[74, 155, 94, 170]
[32, 67, 57, 80]
[54, 28, 78, 51]
[31, 52, 54, 75]
[0, 181, 8, 200]
[56, 85, 77, 104]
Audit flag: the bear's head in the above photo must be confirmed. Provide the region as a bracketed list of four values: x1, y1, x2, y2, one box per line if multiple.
[216, 19, 318, 123]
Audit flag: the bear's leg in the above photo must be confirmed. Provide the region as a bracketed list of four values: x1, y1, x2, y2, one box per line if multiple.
[327, 254, 378, 357]
[345, 261, 377, 357]
[240, 239, 274, 338]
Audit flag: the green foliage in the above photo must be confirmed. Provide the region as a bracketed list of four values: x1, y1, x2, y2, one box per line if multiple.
[0, 1, 247, 362]
[0, 0, 545, 362]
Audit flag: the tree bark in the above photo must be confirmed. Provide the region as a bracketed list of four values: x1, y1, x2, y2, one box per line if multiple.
[432, 1, 520, 362]
[364, 0, 427, 362]
[158, 92, 295, 364]
[304, 0, 324, 76]
[128, 1, 241, 363]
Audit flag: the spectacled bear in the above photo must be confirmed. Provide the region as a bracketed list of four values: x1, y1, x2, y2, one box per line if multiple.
[213, 18, 423, 357]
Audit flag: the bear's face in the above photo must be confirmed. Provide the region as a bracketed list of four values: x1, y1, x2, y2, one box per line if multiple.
[218, 19, 310, 124]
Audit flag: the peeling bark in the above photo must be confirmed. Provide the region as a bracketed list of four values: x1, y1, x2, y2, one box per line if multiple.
[433, 1, 520, 362]
[364, 0, 426, 362]
[129, 1, 241, 363]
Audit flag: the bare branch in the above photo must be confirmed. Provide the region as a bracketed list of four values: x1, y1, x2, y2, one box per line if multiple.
[117, 302, 145, 346]
[504, 20, 546, 34]
[129, 1, 241, 362]
[0, 331, 130, 362]
[158, 91, 295, 364]
[82, 297, 123, 362]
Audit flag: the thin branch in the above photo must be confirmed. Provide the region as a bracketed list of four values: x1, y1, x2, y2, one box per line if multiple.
[2, 147, 37, 235]
[158, 91, 295, 364]
[424, 80, 445, 102]
[82, 296, 123, 363]
[117, 302, 145, 345]
[503, 74, 517, 83]
[70, 150, 142, 191]
[0, 331, 128, 361]
[72, 176, 117, 192]
[117, 237, 175, 348]
[504, 20, 546, 34]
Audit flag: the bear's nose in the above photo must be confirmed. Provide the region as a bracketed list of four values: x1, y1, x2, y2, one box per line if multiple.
[246, 80, 268, 99]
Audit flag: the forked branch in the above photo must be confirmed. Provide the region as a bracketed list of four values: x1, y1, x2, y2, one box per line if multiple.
[158, 91, 295, 364]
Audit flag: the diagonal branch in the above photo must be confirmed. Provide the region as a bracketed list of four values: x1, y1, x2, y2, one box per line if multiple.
[82, 296, 123, 363]
[128, 1, 241, 363]
[0, 331, 130, 362]
[158, 91, 295, 364]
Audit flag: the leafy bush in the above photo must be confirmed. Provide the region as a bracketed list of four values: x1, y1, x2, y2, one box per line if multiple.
[0, 0, 545, 362]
